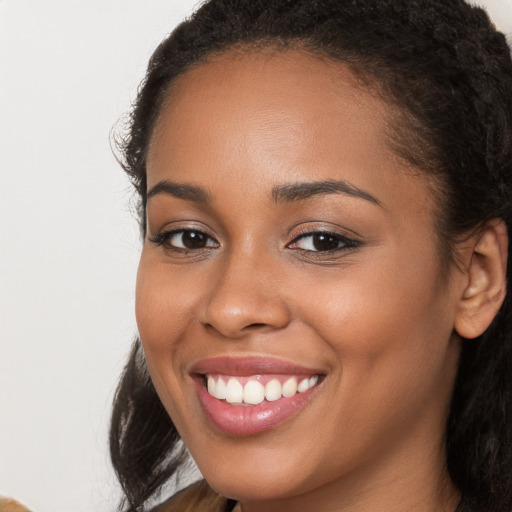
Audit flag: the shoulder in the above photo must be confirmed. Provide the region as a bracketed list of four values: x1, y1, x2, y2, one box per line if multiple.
[152, 479, 230, 512]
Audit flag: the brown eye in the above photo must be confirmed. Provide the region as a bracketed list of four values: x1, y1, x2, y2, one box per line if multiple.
[180, 230, 209, 249]
[150, 229, 219, 250]
[311, 233, 342, 251]
[288, 231, 358, 252]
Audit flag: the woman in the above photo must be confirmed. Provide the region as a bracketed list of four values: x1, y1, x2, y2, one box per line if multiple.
[110, 1, 512, 511]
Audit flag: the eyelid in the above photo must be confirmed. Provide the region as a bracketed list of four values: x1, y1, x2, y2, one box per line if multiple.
[289, 221, 361, 239]
[288, 223, 361, 241]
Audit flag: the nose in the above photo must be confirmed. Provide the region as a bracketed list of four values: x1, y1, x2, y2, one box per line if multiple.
[200, 251, 291, 339]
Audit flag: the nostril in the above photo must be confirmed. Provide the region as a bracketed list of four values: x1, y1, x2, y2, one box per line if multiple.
[246, 323, 267, 329]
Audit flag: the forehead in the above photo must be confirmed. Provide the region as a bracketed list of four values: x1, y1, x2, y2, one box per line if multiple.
[147, 49, 432, 213]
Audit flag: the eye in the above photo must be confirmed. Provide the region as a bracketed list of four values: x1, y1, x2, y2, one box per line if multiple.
[287, 231, 358, 252]
[149, 229, 219, 251]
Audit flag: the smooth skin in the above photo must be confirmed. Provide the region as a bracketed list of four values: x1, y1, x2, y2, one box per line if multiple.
[136, 50, 507, 512]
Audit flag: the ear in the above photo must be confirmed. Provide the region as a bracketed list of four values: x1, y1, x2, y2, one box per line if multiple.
[454, 219, 508, 339]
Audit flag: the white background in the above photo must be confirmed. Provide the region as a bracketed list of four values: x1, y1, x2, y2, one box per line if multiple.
[1, 1, 511, 511]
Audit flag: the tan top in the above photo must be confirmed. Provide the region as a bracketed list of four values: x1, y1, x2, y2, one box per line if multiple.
[0, 497, 31, 512]
[153, 480, 232, 512]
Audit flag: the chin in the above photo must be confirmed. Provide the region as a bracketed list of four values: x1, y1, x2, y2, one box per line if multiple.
[205, 471, 297, 502]
[193, 446, 325, 503]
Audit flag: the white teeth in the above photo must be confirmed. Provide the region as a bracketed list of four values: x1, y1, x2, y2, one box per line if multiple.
[265, 379, 282, 401]
[213, 377, 227, 399]
[282, 377, 298, 397]
[243, 380, 265, 405]
[206, 374, 320, 404]
[297, 378, 310, 393]
[226, 378, 243, 403]
[207, 376, 216, 395]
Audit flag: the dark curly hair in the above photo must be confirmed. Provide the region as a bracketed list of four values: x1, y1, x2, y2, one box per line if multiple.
[110, 1, 512, 510]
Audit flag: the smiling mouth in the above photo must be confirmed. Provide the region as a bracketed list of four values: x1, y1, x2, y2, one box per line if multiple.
[191, 357, 325, 435]
[203, 374, 321, 405]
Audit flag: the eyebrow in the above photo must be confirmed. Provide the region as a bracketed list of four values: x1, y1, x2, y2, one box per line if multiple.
[271, 179, 382, 207]
[146, 178, 382, 208]
[147, 180, 212, 203]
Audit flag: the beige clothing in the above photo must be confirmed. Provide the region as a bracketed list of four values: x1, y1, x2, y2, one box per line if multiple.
[0, 497, 31, 512]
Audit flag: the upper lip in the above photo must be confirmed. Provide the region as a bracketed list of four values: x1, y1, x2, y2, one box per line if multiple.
[191, 356, 323, 376]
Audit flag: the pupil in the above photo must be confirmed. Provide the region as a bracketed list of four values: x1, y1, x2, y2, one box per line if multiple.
[182, 231, 206, 249]
[313, 233, 339, 251]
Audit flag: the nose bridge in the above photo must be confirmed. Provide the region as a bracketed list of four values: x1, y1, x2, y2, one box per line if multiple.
[202, 243, 290, 338]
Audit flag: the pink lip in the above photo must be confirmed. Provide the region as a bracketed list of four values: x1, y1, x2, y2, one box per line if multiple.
[191, 356, 321, 376]
[191, 357, 323, 436]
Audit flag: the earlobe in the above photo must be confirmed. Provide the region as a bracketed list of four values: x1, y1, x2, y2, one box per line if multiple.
[454, 219, 508, 339]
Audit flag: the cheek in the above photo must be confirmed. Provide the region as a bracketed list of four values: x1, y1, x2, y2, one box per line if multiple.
[135, 254, 205, 430]
[135, 254, 201, 352]
[306, 238, 452, 341]
[134, 254, 200, 413]
[284, 259, 458, 474]
[293, 247, 456, 399]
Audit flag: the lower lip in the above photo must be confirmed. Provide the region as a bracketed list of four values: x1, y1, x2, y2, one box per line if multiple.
[195, 378, 320, 436]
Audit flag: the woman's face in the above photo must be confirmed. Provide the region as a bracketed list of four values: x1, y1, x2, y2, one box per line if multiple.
[137, 51, 463, 508]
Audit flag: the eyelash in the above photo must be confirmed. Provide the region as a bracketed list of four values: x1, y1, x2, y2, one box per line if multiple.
[287, 230, 360, 254]
[149, 228, 360, 255]
[149, 229, 219, 251]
